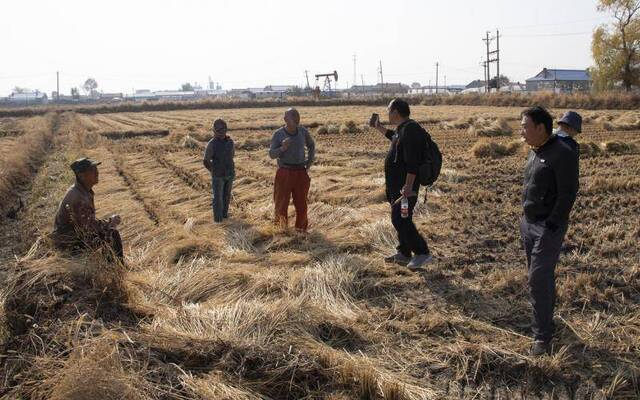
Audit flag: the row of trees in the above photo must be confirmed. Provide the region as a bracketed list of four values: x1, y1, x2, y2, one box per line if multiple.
[12, 78, 98, 99]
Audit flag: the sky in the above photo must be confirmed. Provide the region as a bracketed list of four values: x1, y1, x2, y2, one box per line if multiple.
[0, 0, 610, 96]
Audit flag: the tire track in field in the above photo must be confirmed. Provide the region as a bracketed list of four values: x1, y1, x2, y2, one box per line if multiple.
[117, 155, 210, 224]
[111, 152, 161, 226]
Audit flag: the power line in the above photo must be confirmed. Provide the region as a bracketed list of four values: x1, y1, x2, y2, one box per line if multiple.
[500, 17, 608, 30]
[0, 73, 53, 80]
[504, 31, 592, 38]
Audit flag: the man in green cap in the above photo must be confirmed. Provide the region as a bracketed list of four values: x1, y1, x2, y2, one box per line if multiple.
[51, 157, 124, 263]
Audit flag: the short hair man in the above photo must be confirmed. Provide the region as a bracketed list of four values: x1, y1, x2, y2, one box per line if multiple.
[520, 106, 579, 356]
[555, 111, 582, 153]
[373, 98, 432, 269]
[203, 119, 235, 223]
[268, 108, 315, 232]
[52, 158, 124, 263]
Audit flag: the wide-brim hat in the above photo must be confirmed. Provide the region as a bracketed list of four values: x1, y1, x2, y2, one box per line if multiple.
[558, 111, 582, 133]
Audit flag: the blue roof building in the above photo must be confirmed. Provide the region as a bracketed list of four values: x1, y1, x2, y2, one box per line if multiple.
[526, 68, 591, 93]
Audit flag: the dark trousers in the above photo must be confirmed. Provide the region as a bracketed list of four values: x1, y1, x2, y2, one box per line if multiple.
[100, 229, 124, 263]
[390, 194, 429, 257]
[212, 176, 233, 222]
[520, 217, 567, 343]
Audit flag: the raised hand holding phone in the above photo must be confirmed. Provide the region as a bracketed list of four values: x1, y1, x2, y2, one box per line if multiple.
[281, 137, 292, 151]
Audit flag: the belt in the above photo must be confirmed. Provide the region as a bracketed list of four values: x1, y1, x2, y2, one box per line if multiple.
[280, 163, 306, 169]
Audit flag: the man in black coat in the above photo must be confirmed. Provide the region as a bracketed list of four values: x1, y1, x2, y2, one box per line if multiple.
[373, 99, 432, 269]
[520, 106, 579, 356]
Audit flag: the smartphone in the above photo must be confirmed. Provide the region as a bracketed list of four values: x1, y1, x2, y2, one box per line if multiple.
[369, 113, 379, 127]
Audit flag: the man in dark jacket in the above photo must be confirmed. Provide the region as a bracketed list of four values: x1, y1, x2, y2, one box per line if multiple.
[520, 106, 579, 356]
[555, 111, 582, 154]
[373, 99, 432, 269]
[203, 119, 235, 223]
[52, 158, 124, 263]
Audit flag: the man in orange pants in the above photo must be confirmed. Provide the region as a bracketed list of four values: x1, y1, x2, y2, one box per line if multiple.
[268, 108, 316, 232]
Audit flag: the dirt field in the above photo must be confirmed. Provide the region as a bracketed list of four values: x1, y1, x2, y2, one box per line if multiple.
[1, 105, 639, 399]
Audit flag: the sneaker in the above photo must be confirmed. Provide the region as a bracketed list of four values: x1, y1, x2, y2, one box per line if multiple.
[530, 340, 551, 357]
[407, 254, 433, 269]
[384, 253, 411, 266]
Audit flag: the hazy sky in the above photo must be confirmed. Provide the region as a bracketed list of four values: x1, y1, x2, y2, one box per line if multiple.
[1, 0, 609, 96]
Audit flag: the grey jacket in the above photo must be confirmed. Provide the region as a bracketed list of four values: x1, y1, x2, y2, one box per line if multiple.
[204, 136, 235, 178]
[269, 127, 315, 168]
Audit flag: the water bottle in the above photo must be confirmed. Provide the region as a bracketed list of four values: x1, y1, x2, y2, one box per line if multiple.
[401, 197, 409, 219]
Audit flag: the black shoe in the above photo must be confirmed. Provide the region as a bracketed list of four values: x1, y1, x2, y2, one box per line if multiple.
[531, 340, 551, 357]
[384, 253, 411, 266]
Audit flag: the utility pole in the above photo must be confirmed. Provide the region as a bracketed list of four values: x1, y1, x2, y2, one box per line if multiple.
[378, 60, 384, 88]
[304, 70, 310, 89]
[353, 54, 357, 90]
[56, 71, 60, 102]
[435, 62, 439, 94]
[484, 61, 489, 90]
[483, 31, 491, 93]
[444, 75, 447, 92]
[483, 30, 501, 93]
[495, 30, 501, 90]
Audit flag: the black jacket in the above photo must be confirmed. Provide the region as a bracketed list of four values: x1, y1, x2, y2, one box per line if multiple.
[384, 119, 426, 202]
[203, 137, 235, 178]
[556, 134, 579, 155]
[522, 135, 579, 228]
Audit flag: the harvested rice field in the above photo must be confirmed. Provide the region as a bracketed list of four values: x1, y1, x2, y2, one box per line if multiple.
[0, 105, 639, 399]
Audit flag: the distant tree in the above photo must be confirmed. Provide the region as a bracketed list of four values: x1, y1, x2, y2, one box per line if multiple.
[489, 75, 511, 89]
[411, 82, 422, 89]
[71, 87, 80, 99]
[286, 86, 304, 96]
[83, 78, 98, 95]
[591, 0, 640, 91]
[181, 82, 194, 91]
[12, 86, 28, 94]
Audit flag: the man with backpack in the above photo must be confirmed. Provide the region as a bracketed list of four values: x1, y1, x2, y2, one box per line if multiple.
[372, 98, 441, 269]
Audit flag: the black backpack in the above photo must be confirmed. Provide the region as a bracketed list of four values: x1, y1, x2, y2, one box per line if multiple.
[401, 121, 442, 186]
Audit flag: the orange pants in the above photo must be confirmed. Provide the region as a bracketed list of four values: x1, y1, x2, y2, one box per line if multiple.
[274, 167, 310, 231]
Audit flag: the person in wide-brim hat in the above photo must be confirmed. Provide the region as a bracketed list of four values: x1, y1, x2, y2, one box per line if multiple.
[555, 111, 582, 154]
